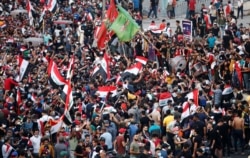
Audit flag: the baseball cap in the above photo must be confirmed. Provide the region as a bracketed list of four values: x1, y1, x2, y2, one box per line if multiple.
[11, 151, 18, 157]
[119, 128, 126, 134]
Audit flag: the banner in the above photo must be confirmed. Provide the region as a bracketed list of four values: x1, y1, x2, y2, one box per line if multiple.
[182, 20, 192, 42]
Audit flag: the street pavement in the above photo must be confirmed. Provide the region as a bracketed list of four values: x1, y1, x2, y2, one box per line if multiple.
[142, 14, 250, 31]
[142, 0, 250, 29]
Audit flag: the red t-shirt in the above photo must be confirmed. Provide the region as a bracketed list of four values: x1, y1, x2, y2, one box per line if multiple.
[4, 78, 18, 91]
[116, 135, 126, 154]
[189, 0, 196, 11]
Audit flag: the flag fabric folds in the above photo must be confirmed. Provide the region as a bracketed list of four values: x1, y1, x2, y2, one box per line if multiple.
[60, 80, 74, 125]
[135, 56, 148, 65]
[95, 0, 118, 49]
[91, 53, 110, 81]
[96, 86, 117, 98]
[48, 116, 63, 134]
[47, 60, 67, 87]
[96, 22, 108, 50]
[91, 65, 108, 81]
[181, 101, 197, 120]
[159, 92, 174, 106]
[121, 62, 143, 79]
[186, 89, 199, 105]
[17, 55, 33, 82]
[106, 0, 118, 23]
[39, 0, 57, 26]
[110, 5, 140, 42]
[44, 0, 57, 13]
[60, 81, 74, 110]
[27, 0, 35, 26]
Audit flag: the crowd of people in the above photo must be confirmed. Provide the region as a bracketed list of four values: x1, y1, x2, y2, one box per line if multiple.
[0, 0, 249, 158]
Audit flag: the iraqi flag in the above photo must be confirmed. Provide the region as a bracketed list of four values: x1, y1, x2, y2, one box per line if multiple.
[159, 92, 174, 107]
[186, 89, 199, 106]
[181, 101, 198, 120]
[39, 9, 45, 27]
[96, 86, 117, 98]
[135, 56, 148, 65]
[17, 55, 32, 82]
[222, 84, 234, 101]
[62, 80, 74, 126]
[91, 53, 110, 81]
[60, 81, 74, 110]
[31, 93, 39, 103]
[121, 62, 143, 79]
[47, 60, 67, 87]
[63, 109, 73, 125]
[44, 0, 57, 13]
[91, 65, 108, 81]
[86, 12, 93, 21]
[116, 75, 122, 85]
[48, 117, 63, 134]
[151, 28, 166, 34]
[27, 0, 36, 26]
[101, 53, 111, 80]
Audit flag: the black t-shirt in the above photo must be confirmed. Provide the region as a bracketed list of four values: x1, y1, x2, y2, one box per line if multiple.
[75, 144, 83, 158]
[207, 129, 222, 149]
[211, 112, 222, 124]
[245, 41, 250, 54]
[140, 116, 150, 128]
[193, 135, 202, 148]
[178, 150, 192, 158]
[212, 27, 220, 37]
[215, 123, 229, 140]
[191, 121, 205, 137]
[223, 35, 231, 49]
[150, 0, 157, 6]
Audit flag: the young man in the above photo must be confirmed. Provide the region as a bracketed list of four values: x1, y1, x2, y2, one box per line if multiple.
[113, 128, 127, 158]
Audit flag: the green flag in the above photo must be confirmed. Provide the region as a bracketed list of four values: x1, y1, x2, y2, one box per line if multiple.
[110, 5, 140, 42]
[23, 50, 30, 58]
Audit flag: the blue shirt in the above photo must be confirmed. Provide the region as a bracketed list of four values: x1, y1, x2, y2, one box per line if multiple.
[207, 36, 216, 48]
[133, 0, 140, 9]
[129, 124, 138, 140]
[149, 124, 161, 135]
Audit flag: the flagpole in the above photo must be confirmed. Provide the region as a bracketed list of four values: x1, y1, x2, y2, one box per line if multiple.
[42, 19, 45, 34]
[138, 31, 160, 52]
[102, 0, 106, 20]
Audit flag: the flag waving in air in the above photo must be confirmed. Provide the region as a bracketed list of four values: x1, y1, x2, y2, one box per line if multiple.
[110, 5, 140, 42]
[95, 0, 118, 49]
[26, 0, 35, 26]
[106, 0, 118, 22]
[47, 60, 67, 87]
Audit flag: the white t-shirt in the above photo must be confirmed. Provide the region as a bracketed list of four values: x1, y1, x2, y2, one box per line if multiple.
[30, 135, 42, 153]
